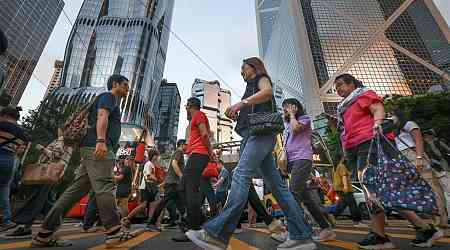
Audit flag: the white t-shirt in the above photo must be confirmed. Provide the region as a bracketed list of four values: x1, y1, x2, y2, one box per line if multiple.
[395, 121, 420, 151]
[139, 161, 155, 190]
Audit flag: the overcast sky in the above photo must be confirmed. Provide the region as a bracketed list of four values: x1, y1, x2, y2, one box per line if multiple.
[19, 0, 450, 139]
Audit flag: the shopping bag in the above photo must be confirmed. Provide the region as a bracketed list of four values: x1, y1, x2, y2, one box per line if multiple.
[361, 133, 438, 215]
[22, 162, 65, 185]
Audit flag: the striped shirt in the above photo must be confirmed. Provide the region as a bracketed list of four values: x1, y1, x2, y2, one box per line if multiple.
[0, 121, 29, 155]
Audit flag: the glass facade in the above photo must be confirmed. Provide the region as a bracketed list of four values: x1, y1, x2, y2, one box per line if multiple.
[258, 0, 450, 115]
[192, 79, 234, 143]
[54, 0, 174, 132]
[0, 0, 64, 105]
[155, 80, 180, 153]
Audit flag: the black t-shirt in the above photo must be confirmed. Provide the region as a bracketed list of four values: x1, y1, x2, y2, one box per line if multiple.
[80, 92, 121, 151]
[116, 166, 133, 198]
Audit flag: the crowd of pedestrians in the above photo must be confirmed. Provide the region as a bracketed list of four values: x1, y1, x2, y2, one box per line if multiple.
[1, 54, 450, 250]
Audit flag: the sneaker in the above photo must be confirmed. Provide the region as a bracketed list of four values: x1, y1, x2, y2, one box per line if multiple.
[31, 233, 72, 248]
[185, 229, 227, 250]
[105, 229, 135, 248]
[172, 232, 190, 242]
[271, 232, 288, 243]
[277, 239, 317, 250]
[311, 228, 336, 242]
[269, 219, 285, 233]
[411, 226, 441, 248]
[145, 224, 162, 232]
[5, 226, 32, 239]
[121, 217, 131, 228]
[234, 228, 243, 234]
[357, 232, 395, 250]
[0, 222, 17, 232]
[354, 222, 368, 228]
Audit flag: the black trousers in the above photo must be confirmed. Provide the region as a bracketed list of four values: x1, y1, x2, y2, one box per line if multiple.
[334, 191, 362, 222]
[183, 153, 210, 230]
[247, 184, 273, 225]
[147, 184, 185, 225]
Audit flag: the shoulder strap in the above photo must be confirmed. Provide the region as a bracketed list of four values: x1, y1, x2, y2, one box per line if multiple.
[0, 137, 17, 148]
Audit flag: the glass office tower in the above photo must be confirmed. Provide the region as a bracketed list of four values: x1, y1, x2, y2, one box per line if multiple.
[257, 0, 450, 115]
[53, 0, 174, 132]
[0, 0, 64, 105]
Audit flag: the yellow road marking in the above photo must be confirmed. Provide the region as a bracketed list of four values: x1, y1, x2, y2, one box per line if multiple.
[319, 239, 360, 250]
[228, 238, 261, 250]
[0, 232, 103, 250]
[88, 230, 158, 250]
[335, 228, 450, 244]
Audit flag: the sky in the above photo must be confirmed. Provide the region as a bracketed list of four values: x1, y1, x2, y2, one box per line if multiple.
[18, 0, 450, 139]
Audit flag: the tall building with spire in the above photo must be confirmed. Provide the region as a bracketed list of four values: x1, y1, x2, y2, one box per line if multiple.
[256, 0, 450, 116]
[52, 0, 174, 134]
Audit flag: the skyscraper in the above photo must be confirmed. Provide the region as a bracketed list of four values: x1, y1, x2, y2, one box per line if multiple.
[256, 0, 450, 116]
[192, 79, 234, 143]
[0, 0, 64, 105]
[155, 79, 181, 153]
[44, 60, 64, 99]
[53, 0, 174, 133]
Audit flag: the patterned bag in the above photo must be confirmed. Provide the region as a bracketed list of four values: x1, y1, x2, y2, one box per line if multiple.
[361, 133, 438, 215]
[62, 97, 97, 144]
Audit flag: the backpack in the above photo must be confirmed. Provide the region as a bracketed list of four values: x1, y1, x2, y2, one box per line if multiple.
[62, 97, 97, 144]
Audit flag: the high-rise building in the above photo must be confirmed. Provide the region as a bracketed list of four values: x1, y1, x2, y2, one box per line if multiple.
[155, 79, 181, 153]
[192, 79, 233, 143]
[0, 0, 64, 105]
[44, 60, 64, 99]
[256, 0, 450, 116]
[52, 0, 174, 133]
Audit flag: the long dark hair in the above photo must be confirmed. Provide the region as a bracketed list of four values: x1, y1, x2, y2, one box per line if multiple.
[282, 98, 306, 119]
[335, 74, 364, 88]
[243, 57, 269, 78]
[392, 108, 408, 134]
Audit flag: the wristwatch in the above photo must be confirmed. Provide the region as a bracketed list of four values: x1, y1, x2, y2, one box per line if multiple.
[416, 156, 423, 159]
[242, 99, 250, 106]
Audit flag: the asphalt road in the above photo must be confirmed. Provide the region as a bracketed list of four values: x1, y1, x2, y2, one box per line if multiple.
[1, 220, 449, 249]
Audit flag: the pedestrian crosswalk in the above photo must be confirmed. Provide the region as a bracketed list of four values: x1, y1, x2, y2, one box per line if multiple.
[0, 223, 449, 250]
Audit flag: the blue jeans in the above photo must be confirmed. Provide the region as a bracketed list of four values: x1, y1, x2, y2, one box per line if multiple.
[0, 151, 15, 224]
[12, 185, 53, 227]
[83, 192, 100, 229]
[203, 130, 312, 243]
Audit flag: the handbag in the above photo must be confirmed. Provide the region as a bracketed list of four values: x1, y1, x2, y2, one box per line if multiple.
[202, 162, 219, 179]
[248, 84, 284, 135]
[22, 161, 65, 185]
[360, 132, 438, 215]
[62, 96, 97, 144]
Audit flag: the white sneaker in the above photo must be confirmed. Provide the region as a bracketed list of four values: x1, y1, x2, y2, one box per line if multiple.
[269, 219, 285, 233]
[354, 222, 368, 228]
[234, 228, 243, 234]
[277, 239, 317, 250]
[311, 228, 336, 242]
[433, 228, 445, 241]
[271, 232, 288, 242]
[185, 229, 227, 250]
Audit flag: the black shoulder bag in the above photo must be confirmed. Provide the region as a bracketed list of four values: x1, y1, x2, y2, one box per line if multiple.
[247, 81, 284, 136]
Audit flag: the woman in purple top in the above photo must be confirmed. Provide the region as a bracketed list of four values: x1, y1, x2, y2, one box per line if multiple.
[282, 98, 336, 242]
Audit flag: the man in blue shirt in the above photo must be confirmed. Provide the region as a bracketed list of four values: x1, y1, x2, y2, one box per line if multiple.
[32, 75, 130, 248]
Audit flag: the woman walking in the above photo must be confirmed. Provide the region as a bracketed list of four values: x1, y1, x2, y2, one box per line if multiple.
[186, 57, 315, 250]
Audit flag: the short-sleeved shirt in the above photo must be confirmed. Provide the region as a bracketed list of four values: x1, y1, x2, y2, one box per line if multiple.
[116, 166, 133, 198]
[139, 161, 155, 190]
[395, 121, 419, 151]
[342, 90, 382, 150]
[284, 115, 313, 162]
[187, 110, 210, 156]
[216, 167, 231, 194]
[0, 121, 29, 156]
[165, 149, 185, 185]
[81, 92, 121, 151]
[333, 163, 354, 192]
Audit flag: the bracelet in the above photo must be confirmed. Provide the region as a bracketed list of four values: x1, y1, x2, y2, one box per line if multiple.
[96, 139, 106, 143]
[416, 156, 423, 159]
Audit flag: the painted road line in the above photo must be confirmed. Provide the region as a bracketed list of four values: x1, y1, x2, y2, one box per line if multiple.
[87, 229, 156, 250]
[334, 228, 450, 244]
[319, 239, 360, 250]
[228, 238, 261, 250]
[0, 232, 103, 250]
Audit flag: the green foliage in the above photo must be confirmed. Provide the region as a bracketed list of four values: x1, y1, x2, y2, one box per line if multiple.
[324, 125, 342, 166]
[384, 92, 450, 140]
